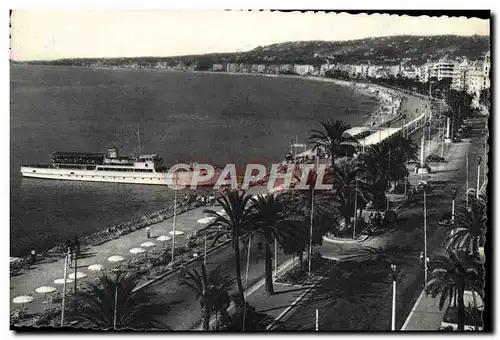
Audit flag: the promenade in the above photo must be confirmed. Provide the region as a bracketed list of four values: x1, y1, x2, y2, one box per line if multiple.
[273, 117, 486, 331]
[10, 85, 437, 330]
[401, 117, 488, 331]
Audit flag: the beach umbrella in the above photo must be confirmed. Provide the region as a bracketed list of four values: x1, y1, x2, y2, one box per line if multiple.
[13, 295, 34, 304]
[88, 264, 104, 272]
[156, 235, 172, 242]
[35, 286, 57, 309]
[107, 255, 126, 263]
[12, 295, 34, 310]
[140, 242, 156, 248]
[53, 278, 74, 285]
[68, 272, 88, 280]
[197, 217, 215, 224]
[35, 286, 56, 294]
[168, 230, 185, 236]
[129, 247, 146, 255]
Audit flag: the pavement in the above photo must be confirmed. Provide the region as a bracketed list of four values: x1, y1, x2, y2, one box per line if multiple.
[275, 117, 487, 331]
[9, 203, 225, 314]
[400, 117, 488, 331]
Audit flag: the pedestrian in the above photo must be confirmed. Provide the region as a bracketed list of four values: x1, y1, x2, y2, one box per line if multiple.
[30, 249, 36, 266]
[146, 226, 151, 239]
[73, 236, 81, 257]
[368, 213, 374, 225]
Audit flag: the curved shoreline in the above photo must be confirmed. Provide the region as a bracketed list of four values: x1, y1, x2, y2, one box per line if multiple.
[10, 71, 424, 262]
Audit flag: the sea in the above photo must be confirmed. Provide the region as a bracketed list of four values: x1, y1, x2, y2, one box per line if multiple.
[10, 65, 378, 256]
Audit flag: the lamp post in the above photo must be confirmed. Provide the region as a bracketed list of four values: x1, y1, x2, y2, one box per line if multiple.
[308, 149, 320, 278]
[274, 238, 278, 278]
[466, 153, 469, 208]
[204, 236, 207, 266]
[476, 157, 482, 198]
[423, 189, 428, 284]
[60, 248, 70, 327]
[483, 142, 488, 185]
[391, 264, 397, 331]
[353, 172, 358, 239]
[451, 188, 457, 224]
[242, 235, 252, 331]
[172, 170, 178, 262]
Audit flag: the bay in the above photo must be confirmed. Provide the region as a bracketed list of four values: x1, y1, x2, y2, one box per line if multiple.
[10, 65, 377, 256]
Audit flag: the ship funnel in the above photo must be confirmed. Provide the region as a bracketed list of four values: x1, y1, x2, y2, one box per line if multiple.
[107, 148, 119, 158]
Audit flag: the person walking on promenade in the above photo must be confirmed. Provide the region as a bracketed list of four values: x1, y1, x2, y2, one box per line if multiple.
[66, 239, 74, 264]
[73, 236, 81, 257]
[30, 249, 36, 267]
[146, 226, 151, 239]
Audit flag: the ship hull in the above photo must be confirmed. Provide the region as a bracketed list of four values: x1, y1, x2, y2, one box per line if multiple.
[20, 166, 219, 186]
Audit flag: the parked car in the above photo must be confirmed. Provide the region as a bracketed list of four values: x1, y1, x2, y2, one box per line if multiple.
[426, 154, 445, 163]
[417, 180, 430, 191]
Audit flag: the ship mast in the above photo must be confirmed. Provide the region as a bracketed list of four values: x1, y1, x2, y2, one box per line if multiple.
[137, 125, 142, 156]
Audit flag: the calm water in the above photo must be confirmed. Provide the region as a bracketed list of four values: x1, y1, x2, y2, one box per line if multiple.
[10, 66, 377, 256]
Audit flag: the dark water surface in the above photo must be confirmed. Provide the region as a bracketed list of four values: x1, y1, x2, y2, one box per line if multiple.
[10, 66, 377, 256]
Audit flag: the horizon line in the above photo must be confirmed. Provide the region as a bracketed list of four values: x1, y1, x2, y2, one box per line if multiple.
[10, 33, 490, 63]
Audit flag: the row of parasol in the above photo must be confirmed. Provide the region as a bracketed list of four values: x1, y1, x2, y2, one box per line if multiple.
[12, 208, 230, 312]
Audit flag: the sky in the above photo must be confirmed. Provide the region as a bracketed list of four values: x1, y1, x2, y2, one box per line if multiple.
[10, 10, 490, 61]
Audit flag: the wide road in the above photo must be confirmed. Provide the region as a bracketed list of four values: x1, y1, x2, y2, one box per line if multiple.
[277, 116, 488, 331]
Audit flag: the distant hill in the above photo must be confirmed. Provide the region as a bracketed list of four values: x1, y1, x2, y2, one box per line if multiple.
[15, 34, 490, 67]
[243, 35, 490, 65]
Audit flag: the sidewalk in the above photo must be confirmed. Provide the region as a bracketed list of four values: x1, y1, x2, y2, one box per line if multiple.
[401, 118, 486, 331]
[401, 290, 448, 331]
[10, 203, 219, 314]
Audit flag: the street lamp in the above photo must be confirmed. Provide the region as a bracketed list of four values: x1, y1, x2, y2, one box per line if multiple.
[308, 148, 320, 277]
[353, 172, 359, 239]
[391, 264, 397, 331]
[451, 188, 457, 224]
[476, 157, 482, 198]
[60, 247, 71, 327]
[466, 153, 469, 208]
[423, 188, 428, 284]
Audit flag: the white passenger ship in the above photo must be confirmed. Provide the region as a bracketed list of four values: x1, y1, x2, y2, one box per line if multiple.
[20, 148, 218, 186]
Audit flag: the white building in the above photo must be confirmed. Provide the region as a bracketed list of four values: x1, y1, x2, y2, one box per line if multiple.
[226, 63, 239, 73]
[294, 64, 315, 75]
[212, 64, 224, 71]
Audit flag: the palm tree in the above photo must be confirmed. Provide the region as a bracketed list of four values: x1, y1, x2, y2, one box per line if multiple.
[443, 194, 487, 256]
[361, 144, 390, 209]
[329, 159, 372, 235]
[180, 264, 234, 331]
[425, 250, 484, 331]
[308, 119, 358, 165]
[246, 193, 297, 295]
[201, 190, 253, 307]
[68, 271, 170, 330]
[386, 134, 419, 162]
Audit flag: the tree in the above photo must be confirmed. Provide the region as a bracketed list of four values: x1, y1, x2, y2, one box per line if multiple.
[180, 264, 234, 330]
[201, 190, 253, 307]
[328, 159, 372, 235]
[68, 271, 170, 330]
[359, 147, 387, 210]
[443, 194, 487, 256]
[308, 119, 358, 165]
[425, 250, 484, 331]
[246, 193, 298, 295]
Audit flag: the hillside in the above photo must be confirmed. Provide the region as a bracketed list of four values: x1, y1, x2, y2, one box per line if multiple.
[244, 35, 490, 65]
[16, 34, 490, 67]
